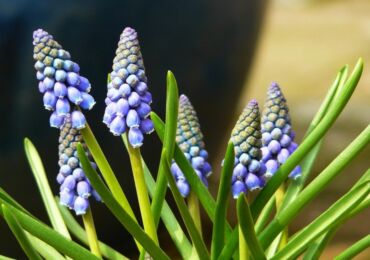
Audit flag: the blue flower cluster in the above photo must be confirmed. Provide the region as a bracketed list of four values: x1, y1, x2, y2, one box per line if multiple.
[57, 115, 101, 215]
[103, 27, 153, 148]
[261, 83, 301, 179]
[33, 29, 95, 130]
[230, 99, 266, 198]
[170, 95, 212, 197]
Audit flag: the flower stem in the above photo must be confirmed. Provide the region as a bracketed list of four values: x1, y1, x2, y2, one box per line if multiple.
[82, 208, 101, 258]
[126, 138, 159, 245]
[275, 184, 288, 249]
[187, 191, 202, 237]
[238, 224, 248, 260]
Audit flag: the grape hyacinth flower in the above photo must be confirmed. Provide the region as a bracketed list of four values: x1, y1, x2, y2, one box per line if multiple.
[230, 99, 266, 198]
[261, 82, 301, 179]
[170, 95, 212, 197]
[33, 29, 95, 129]
[103, 27, 153, 148]
[57, 115, 101, 215]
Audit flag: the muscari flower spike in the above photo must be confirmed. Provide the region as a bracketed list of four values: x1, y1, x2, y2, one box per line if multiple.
[57, 115, 101, 215]
[230, 99, 266, 198]
[170, 95, 212, 197]
[261, 82, 301, 180]
[33, 29, 95, 130]
[103, 27, 154, 148]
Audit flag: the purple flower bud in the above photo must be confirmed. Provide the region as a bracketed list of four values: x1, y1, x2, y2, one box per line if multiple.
[119, 83, 131, 97]
[54, 82, 67, 98]
[60, 165, 72, 176]
[239, 153, 251, 166]
[289, 165, 302, 179]
[56, 98, 70, 116]
[136, 102, 151, 118]
[66, 72, 79, 86]
[271, 128, 282, 140]
[74, 197, 89, 215]
[49, 112, 65, 128]
[105, 97, 112, 105]
[268, 140, 281, 155]
[191, 156, 205, 170]
[128, 92, 141, 107]
[60, 190, 75, 208]
[232, 181, 247, 198]
[140, 91, 152, 104]
[288, 142, 298, 154]
[135, 82, 148, 95]
[107, 88, 121, 102]
[171, 163, 183, 179]
[112, 76, 123, 87]
[60, 175, 76, 192]
[56, 173, 65, 184]
[128, 127, 144, 148]
[277, 148, 290, 164]
[37, 72, 45, 81]
[55, 70, 67, 82]
[261, 147, 271, 162]
[77, 181, 91, 198]
[139, 118, 154, 134]
[43, 91, 57, 110]
[109, 116, 126, 136]
[189, 146, 200, 157]
[72, 168, 85, 180]
[248, 159, 261, 173]
[232, 163, 247, 183]
[103, 113, 114, 125]
[203, 162, 212, 177]
[116, 98, 129, 117]
[77, 76, 91, 92]
[79, 92, 96, 110]
[176, 179, 190, 197]
[280, 134, 291, 148]
[34, 60, 44, 71]
[126, 109, 140, 128]
[67, 87, 83, 105]
[265, 159, 278, 178]
[71, 110, 86, 129]
[73, 63, 80, 73]
[105, 102, 117, 116]
[43, 77, 55, 90]
[44, 66, 55, 77]
[199, 149, 208, 159]
[126, 74, 139, 87]
[245, 173, 263, 191]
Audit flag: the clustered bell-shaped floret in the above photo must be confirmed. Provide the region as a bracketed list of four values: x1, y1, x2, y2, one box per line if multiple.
[33, 29, 95, 130]
[103, 27, 154, 148]
[230, 99, 266, 198]
[170, 95, 212, 197]
[57, 115, 101, 215]
[261, 82, 301, 179]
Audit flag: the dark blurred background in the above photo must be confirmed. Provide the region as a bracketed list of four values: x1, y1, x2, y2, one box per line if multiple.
[1, 0, 370, 259]
[0, 0, 266, 258]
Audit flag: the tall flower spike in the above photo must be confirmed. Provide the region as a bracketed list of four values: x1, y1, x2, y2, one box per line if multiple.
[261, 82, 301, 179]
[57, 115, 102, 215]
[33, 29, 95, 129]
[230, 99, 266, 198]
[104, 27, 153, 148]
[170, 95, 212, 197]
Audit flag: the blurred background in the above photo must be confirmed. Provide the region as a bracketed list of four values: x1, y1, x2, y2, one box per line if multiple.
[0, 0, 369, 258]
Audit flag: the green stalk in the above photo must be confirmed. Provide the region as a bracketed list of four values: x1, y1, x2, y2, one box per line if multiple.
[126, 140, 159, 245]
[259, 125, 370, 249]
[255, 195, 275, 234]
[335, 236, 370, 259]
[251, 59, 363, 219]
[238, 224, 248, 260]
[26, 233, 65, 260]
[188, 191, 202, 236]
[82, 208, 102, 258]
[275, 185, 288, 250]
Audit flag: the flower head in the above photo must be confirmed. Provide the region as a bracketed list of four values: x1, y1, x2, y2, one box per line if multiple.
[261, 82, 301, 179]
[103, 27, 153, 148]
[230, 99, 266, 198]
[170, 95, 212, 197]
[57, 115, 101, 215]
[33, 29, 95, 129]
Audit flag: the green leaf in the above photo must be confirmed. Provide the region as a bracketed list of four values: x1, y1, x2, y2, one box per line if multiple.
[77, 143, 170, 260]
[149, 70, 179, 228]
[255, 195, 275, 234]
[0, 202, 99, 260]
[2, 204, 42, 260]
[236, 195, 266, 260]
[251, 59, 363, 220]
[259, 125, 370, 249]
[151, 112, 233, 235]
[0, 255, 16, 260]
[211, 142, 234, 260]
[57, 199, 129, 260]
[335, 234, 370, 260]
[24, 138, 70, 239]
[271, 181, 370, 259]
[161, 150, 210, 260]
[26, 233, 65, 260]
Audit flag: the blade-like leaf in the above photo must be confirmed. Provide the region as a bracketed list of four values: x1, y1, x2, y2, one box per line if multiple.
[251, 59, 363, 219]
[259, 125, 370, 249]
[335, 234, 370, 260]
[1, 204, 42, 260]
[77, 143, 170, 260]
[271, 181, 370, 259]
[26, 233, 65, 260]
[236, 195, 266, 260]
[24, 138, 70, 239]
[0, 202, 99, 260]
[211, 142, 234, 259]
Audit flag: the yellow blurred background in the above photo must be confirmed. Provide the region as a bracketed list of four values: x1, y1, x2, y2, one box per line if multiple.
[237, 0, 370, 258]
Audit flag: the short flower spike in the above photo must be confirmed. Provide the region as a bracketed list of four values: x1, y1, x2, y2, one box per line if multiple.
[230, 99, 266, 198]
[170, 95, 212, 197]
[261, 82, 301, 179]
[33, 29, 95, 130]
[103, 27, 153, 148]
[57, 115, 101, 215]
